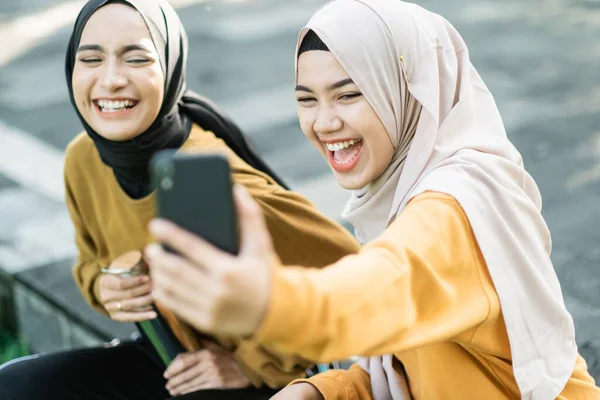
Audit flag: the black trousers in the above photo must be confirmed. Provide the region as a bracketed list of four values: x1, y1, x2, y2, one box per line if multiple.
[0, 339, 279, 400]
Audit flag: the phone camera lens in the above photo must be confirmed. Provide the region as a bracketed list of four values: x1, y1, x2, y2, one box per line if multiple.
[160, 177, 173, 190]
[155, 159, 174, 177]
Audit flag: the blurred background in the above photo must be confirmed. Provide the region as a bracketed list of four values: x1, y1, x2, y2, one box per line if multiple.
[0, 0, 598, 381]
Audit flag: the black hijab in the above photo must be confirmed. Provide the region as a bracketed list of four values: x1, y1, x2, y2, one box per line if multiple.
[65, 0, 287, 198]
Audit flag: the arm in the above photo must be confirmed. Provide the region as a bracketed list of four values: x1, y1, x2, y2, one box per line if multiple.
[222, 156, 361, 387]
[254, 192, 492, 362]
[289, 364, 373, 400]
[64, 156, 107, 315]
[232, 169, 360, 268]
[231, 339, 312, 389]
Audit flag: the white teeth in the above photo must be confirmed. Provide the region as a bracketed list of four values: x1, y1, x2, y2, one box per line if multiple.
[97, 100, 136, 112]
[325, 139, 361, 152]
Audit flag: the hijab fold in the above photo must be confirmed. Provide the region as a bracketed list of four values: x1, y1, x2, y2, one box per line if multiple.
[66, 0, 286, 198]
[297, 1, 576, 399]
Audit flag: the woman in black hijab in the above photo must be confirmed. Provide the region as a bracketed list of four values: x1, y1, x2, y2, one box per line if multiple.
[65, 0, 286, 199]
[0, 0, 361, 399]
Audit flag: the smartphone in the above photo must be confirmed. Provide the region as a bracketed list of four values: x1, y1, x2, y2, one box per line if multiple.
[150, 150, 239, 255]
[141, 151, 239, 366]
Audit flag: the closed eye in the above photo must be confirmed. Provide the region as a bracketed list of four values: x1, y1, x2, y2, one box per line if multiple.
[297, 97, 316, 103]
[79, 58, 101, 64]
[127, 59, 150, 65]
[339, 93, 362, 101]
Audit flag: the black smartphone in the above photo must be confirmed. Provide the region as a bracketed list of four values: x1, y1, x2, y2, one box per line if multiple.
[150, 150, 239, 255]
[140, 151, 238, 366]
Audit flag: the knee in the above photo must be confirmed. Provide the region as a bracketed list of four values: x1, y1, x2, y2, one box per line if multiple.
[0, 355, 41, 394]
[0, 354, 38, 375]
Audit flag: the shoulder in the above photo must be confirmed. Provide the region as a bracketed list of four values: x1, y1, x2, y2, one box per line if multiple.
[404, 191, 464, 215]
[387, 190, 473, 247]
[65, 132, 97, 169]
[405, 191, 462, 210]
[64, 132, 104, 189]
[181, 123, 226, 151]
[183, 123, 279, 194]
[398, 191, 468, 225]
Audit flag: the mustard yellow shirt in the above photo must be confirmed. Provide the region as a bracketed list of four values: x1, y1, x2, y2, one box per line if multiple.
[254, 192, 599, 398]
[63, 124, 360, 388]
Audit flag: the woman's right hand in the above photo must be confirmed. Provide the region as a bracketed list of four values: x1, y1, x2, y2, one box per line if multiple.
[97, 273, 157, 322]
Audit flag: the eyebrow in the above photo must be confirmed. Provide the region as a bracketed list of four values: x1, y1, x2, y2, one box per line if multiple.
[295, 78, 355, 93]
[77, 44, 103, 53]
[77, 44, 152, 54]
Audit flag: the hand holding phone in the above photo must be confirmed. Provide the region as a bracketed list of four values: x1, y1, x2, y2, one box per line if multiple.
[140, 151, 239, 365]
[147, 184, 274, 338]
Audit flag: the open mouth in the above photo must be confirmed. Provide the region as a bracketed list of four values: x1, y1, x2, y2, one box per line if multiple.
[94, 99, 138, 113]
[324, 139, 363, 172]
[325, 139, 363, 164]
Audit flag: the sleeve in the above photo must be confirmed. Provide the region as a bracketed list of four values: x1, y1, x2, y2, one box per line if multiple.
[254, 193, 493, 363]
[64, 151, 108, 316]
[232, 170, 360, 268]
[556, 355, 600, 399]
[221, 156, 361, 388]
[291, 364, 373, 400]
[231, 339, 314, 389]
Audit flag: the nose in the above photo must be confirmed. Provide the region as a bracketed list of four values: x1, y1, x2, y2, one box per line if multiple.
[313, 104, 343, 135]
[99, 61, 128, 91]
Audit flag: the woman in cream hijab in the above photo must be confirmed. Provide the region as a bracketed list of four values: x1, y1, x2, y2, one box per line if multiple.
[146, 0, 600, 398]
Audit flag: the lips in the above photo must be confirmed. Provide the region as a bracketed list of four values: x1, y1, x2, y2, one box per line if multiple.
[324, 139, 363, 173]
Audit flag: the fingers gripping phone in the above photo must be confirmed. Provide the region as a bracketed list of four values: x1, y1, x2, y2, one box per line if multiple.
[150, 150, 239, 255]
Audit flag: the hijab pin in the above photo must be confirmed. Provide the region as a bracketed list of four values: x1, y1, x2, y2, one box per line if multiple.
[399, 55, 404, 61]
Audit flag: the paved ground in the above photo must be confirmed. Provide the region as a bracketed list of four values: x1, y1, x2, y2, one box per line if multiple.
[0, 0, 599, 378]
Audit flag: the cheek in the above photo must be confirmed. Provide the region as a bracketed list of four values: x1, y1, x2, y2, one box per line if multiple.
[150, 77, 165, 101]
[355, 105, 394, 173]
[71, 70, 92, 108]
[149, 87, 164, 120]
[136, 66, 165, 114]
[297, 108, 314, 138]
[308, 136, 326, 157]
[369, 128, 394, 174]
[144, 80, 164, 111]
[297, 108, 325, 155]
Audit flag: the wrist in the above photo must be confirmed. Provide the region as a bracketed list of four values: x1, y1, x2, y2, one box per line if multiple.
[93, 273, 105, 305]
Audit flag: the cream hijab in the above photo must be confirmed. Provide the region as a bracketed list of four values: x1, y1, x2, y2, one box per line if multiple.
[296, 1, 577, 399]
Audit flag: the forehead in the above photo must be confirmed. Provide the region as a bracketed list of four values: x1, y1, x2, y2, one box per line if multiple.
[80, 3, 152, 45]
[297, 51, 350, 84]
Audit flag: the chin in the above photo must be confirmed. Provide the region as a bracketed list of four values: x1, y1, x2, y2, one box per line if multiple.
[333, 172, 367, 191]
[90, 123, 143, 142]
[97, 130, 139, 142]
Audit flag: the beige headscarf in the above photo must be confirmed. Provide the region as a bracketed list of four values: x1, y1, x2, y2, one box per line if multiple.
[295, 1, 577, 399]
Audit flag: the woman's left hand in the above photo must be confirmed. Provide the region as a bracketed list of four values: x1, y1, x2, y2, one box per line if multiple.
[145, 185, 276, 337]
[164, 341, 251, 396]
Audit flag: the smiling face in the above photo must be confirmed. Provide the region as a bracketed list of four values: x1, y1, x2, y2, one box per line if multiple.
[296, 50, 394, 190]
[71, 3, 165, 142]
